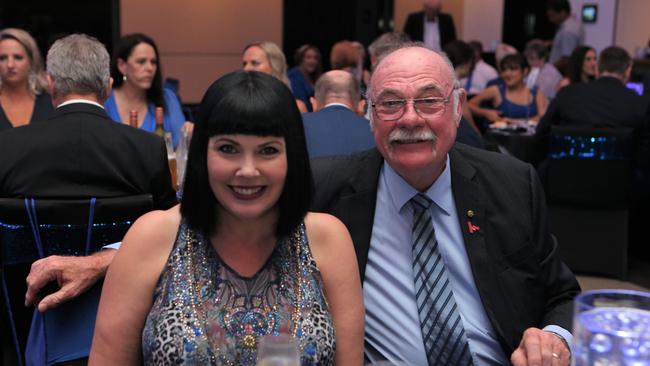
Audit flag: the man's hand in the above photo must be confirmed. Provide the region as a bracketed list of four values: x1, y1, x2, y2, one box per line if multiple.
[25, 250, 116, 312]
[511, 328, 570, 366]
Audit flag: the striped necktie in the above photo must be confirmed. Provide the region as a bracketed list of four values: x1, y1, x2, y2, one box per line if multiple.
[410, 193, 474, 365]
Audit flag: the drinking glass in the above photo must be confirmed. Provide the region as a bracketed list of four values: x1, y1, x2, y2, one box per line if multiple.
[572, 289, 650, 365]
[256, 334, 300, 366]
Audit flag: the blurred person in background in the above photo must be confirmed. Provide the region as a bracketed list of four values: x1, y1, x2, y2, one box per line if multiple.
[287, 44, 322, 112]
[0, 28, 52, 131]
[105, 33, 191, 148]
[524, 39, 563, 101]
[547, 0, 585, 66]
[469, 53, 547, 125]
[557, 45, 597, 89]
[367, 31, 411, 71]
[351, 41, 372, 89]
[462, 40, 498, 97]
[443, 40, 486, 147]
[243, 41, 308, 113]
[330, 40, 363, 85]
[403, 0, 456, 52]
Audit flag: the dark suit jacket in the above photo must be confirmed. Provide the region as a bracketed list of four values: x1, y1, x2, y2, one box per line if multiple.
[403, 11, 457, 49]
[311, 144, 580, 357]
[302, 105, 375, 158]
[536, 77, 650, 141]
[0, 102, 176, 209]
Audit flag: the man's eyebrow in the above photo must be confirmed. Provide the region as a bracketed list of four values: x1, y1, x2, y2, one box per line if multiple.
[418, 84, 443, 94]
[374, 88, 401, 99]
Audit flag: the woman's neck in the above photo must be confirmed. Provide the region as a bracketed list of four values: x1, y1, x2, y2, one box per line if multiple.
[506, 81, 526, 92]
[212, 210, 279, 252]
[117, 82, 147, 103]
[0, 82, 33, 99]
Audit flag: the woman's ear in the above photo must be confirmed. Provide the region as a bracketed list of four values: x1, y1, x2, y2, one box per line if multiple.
[117, 58, 127, 77]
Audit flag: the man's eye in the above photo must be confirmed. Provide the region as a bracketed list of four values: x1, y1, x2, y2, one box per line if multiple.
[380, 100, 405, 107]
[416, 98, 441, 106]
[260, 146, 279, 155]
[218, 144, 237, 154]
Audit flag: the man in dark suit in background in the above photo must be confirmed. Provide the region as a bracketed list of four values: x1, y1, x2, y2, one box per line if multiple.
[403, 0, 456, 52]
[536, 46, 649, 144]
[311, 45, 579, 365]
[302, 70, 375, 158]
[0, 33, 176, 315]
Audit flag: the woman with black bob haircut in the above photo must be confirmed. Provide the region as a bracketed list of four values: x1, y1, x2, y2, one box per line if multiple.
[91, 71, 364, 365]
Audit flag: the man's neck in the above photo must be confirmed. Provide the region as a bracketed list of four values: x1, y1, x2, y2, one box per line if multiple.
[323, 99, 353, 110]
[598, 72, 626, 83]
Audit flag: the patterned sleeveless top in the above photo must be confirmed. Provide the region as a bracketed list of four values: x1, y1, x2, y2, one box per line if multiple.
[142, 220, 336, 365]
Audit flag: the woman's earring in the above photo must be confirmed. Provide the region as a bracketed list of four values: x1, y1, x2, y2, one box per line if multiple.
[123, 74, 127, 82]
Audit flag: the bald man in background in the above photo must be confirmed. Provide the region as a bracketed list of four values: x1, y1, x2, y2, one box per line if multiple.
[302, 70, 375, 158]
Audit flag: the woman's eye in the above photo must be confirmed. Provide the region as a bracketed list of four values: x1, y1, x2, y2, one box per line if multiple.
[218, 144, 237, 154]
[260, 146, 279, 155]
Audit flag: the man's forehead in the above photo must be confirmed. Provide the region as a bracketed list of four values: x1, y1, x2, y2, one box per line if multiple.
[370, 47, 453, 94]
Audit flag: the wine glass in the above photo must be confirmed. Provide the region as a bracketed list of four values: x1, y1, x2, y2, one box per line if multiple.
[571, 289, 650, 365]
[256, 334, 300, 366]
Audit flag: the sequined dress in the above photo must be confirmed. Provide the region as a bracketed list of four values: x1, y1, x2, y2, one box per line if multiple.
[142, 220, 336, 365]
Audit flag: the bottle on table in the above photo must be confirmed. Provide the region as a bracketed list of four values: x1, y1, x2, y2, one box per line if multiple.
[154, 106, 165, 137]
[129, 110, 138, 127]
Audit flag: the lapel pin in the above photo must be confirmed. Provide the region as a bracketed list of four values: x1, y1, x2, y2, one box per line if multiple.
[467, 210, 475, 218]
[468, 221, 480, 234]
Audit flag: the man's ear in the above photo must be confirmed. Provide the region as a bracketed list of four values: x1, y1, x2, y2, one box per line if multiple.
[310, 97, 319, 112]
[46, 74, 55, 95]
[356, 99, 366, 117]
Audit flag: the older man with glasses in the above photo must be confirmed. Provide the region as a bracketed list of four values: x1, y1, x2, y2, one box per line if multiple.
[311, 44, 580, 365]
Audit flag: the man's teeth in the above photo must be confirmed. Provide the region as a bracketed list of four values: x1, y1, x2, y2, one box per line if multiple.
[232, 187, 263, 195]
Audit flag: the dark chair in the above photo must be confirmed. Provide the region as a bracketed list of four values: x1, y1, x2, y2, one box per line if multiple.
[0, 195, 152, 366]
[546, 126, 634, 279]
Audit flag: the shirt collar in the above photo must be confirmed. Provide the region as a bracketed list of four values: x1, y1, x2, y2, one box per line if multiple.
[57, 99, 104, 109]
[323, 102, 351, 110]
[383, 154, 453, 216]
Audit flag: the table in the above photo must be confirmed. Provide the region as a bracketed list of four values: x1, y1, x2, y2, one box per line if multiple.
[484, 127, 544, 166]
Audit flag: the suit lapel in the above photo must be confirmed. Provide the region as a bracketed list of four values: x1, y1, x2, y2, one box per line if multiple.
[449, 147, 513, 352]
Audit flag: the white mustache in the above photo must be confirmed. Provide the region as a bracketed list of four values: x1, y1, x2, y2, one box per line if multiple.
[388, 128, 437, 144]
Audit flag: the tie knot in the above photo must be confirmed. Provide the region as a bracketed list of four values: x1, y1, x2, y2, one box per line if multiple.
[410, 193, 433, 210]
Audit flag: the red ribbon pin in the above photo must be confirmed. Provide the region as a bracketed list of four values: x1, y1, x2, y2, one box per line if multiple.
[468, 221, 480, 234]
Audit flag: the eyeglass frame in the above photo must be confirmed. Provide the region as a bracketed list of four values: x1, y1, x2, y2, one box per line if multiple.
[368, 85, 459, 122]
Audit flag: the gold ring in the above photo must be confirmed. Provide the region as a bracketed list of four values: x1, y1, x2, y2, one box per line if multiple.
[551, 352, 561, 359]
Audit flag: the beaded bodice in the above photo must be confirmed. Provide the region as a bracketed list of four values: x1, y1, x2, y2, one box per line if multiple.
[142, 220, 335, 365]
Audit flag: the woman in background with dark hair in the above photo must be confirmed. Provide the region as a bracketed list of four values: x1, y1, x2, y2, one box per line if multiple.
[105, 33, 190, 147]
[557, 45, 597, 89]
[469, 53, 547, 124]
[0, 28, 52, 130]
[288, 44, 322, 112]
[90, 71, 363, 365]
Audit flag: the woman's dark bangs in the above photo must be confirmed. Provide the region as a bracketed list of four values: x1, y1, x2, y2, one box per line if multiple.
[206, 82, 288, 137]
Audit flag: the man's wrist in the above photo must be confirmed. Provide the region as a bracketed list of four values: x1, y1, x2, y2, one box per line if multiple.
[546, 330, 571, 356]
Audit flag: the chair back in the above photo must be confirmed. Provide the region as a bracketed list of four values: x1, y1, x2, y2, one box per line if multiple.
[0, 195, 152, 366]
[547, 126, 634, 207]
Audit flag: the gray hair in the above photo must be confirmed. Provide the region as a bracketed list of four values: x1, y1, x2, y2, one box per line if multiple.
[0, 28, 48, 94]
[368, 31, 411, 69]
[46, 34, 111, 100]
[368, 43, 461, 128]
[314, 70, 360, 105]
[524, 39, 549, 61]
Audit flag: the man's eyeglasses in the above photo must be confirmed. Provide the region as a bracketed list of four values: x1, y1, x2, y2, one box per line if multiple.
[370, 86, 457, 121]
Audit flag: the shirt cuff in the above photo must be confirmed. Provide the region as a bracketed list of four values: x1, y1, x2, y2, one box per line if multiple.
[102, 242, 122, 250]
[543, 325, 572, 350]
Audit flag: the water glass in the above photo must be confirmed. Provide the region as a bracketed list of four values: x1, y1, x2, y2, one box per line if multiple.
[256, 334, 300, 366]
[572, 289, 650, 365]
